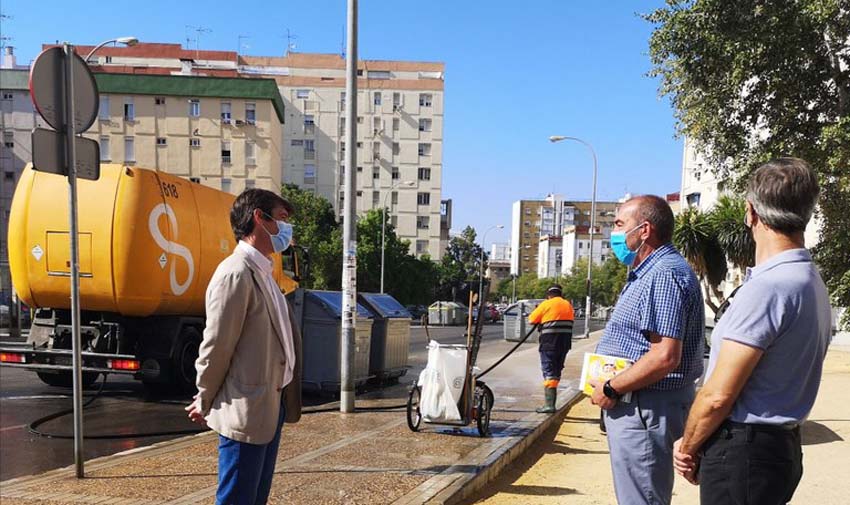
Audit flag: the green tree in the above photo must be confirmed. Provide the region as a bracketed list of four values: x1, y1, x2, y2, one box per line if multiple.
[646, 0, 850, 327]
[281, 184, 340, 289]
[437, 226, 486, 302]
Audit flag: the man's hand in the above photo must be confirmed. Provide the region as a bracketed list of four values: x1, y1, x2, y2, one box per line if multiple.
[589, 379, 617, 410]
[185, 396, 208, 428]
[673, 437, 700, 485]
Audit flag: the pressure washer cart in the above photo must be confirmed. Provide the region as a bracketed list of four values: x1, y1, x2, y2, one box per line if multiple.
[406, 288, 494, 437]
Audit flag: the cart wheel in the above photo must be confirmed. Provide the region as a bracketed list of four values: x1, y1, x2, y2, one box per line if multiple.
[407, 385, 422, 432]
[475, 384, 494, 437]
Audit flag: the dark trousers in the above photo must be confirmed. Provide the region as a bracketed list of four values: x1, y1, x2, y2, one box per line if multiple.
[538, 332, 571, 380]
[699, 420, 803, 505]
[216, 401, 286, 505]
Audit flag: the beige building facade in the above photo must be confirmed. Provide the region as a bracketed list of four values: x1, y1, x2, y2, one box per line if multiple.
[241, 53, 446, 259]
[85, 73, 284, 194]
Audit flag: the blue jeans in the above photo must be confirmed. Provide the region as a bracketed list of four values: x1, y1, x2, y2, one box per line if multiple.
[216, 401, 286, 505]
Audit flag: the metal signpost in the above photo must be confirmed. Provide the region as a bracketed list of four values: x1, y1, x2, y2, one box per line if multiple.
[29, 44, 101, 478]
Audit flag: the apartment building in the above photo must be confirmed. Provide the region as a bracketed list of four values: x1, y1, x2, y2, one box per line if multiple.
[241, 53, 446, 259]
[511, 194, 619, 277]
[486, 243, 512, 289]
[0, 65, 38, 308]
[84, 72, 284, 193]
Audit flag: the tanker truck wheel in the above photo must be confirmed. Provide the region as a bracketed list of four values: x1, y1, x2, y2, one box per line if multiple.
[174, 327, 202, 395]
[37, 371, 100, 388]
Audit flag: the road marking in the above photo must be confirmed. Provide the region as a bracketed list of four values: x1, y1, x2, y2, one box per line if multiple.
[0, 423, 28, 432]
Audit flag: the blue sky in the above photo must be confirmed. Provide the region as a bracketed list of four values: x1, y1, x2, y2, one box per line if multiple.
[2, 0, 682, 251]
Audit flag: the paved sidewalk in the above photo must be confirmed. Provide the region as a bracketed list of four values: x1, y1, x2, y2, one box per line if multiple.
[0, 333, 602, 504]
[466, 345, 850, 504]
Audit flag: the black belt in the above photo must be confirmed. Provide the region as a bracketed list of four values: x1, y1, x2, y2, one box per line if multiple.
[720, 419, 800, 439]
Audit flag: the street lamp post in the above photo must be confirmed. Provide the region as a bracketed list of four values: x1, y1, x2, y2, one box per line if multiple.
[380, 180, 414, 293]
[549, 135, 598, 339]
[84, 37, 139, 63]
[478, 225, 504, 313]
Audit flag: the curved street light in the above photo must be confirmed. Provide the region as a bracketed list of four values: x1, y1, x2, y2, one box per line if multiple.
[380, 180, 415, 293]
[84, 37, 139, 63]
[478, 224, 504, 311]
[549, 135, 598, 339]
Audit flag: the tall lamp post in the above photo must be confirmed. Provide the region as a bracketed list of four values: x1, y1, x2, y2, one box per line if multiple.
[549, 135, 597, 339]
[380, 180, 415, 293]
[478, 225, 504, 311]
[84, 37, 139, 63]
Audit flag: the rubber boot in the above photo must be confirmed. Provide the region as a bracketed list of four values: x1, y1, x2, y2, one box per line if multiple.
[535, 386, 557, 414]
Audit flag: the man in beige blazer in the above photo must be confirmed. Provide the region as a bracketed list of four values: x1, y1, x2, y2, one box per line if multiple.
[185, 188, 302, 505]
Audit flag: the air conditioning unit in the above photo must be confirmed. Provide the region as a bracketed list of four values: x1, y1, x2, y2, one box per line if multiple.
[234, 119, 245, 126]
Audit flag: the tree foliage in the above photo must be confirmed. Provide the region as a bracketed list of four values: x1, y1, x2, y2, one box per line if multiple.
[646, 0, 850, 326]
[436, 226, 487, 302]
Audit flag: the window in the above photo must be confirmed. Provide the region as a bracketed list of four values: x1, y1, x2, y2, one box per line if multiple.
[4, 171, 13, 180]
[99, 136, 110, 161]
[357, 117, 363, 124]
[391, 215, 398, 227]
[418, 143, 431, 156]
[245, 103, 256, 124]
[356, 142, 363, 148]
[221, 141, 232, 164]
[392, 118, 399, 132]
[296, 89, 310, 99]
[356, 191, 363, 197]
[98, 96, 110, 120]
[392, 142, 400, 156]
[373, 117, 382, 133]
[190, 177, 201, 183]
[391, 191, 398, 205]
[2, 92, 12, 100]
[3, 132, 13, 149]
[373, 191, 380, 206]
[368, 70, 391, 80]
[190, 138, 201, 148]
[416, 240, 428, 254]
[155, 96, 166, 105]
[123, 98, 134, 121]
[189, 99, 200, 117]
[221, 178, 232, 194]
[602, 241, 610, 249]
[417, 216, 430, 229]
[578, 242, 584, 249]
[245, 179, 255, 189]
[221, 102, 232, 123]
[357, 166, 363, 172]
[419, 93, 433, 107]
[291, 139, 303, 146]
[156, 137, 167, 146]
[373, 166, 380, 180]
[124, 137, 135, 162]
[418, 167, 431, 181]
[304, 164, 316, 184]
[419, 118, 432, 132]
[245, 141, 256, 165]
[340, 141, 345, 154]
[417, 192, 431, 206]
[340, 91, 346, 108]
[391, 167, 399, 180]
[373, 92, 382, 106]
[304, 139, 315, 160]
[339, 117, 346, 136]
[393, 92, 401, 107]
[372, 141, 380, 159]
[304, 115, 315, 135]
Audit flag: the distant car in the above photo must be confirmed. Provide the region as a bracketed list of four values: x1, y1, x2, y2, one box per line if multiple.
[406, 305, 427, 322]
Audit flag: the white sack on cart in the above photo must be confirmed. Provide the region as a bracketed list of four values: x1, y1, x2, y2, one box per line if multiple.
[418, 340, 468, 422]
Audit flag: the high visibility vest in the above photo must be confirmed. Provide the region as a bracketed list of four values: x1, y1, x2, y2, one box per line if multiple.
[528, 297, 575, 336]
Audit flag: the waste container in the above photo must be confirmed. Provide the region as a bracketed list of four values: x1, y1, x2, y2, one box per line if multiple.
[428, 301, 469, 326]
[358, 293, 411, 381]
[300, 290, 374, 393]
[503, 299, 543, 343]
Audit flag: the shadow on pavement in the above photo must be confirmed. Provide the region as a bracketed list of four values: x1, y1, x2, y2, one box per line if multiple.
[490, 484, 580, 497]
[801, 420, 844, 445]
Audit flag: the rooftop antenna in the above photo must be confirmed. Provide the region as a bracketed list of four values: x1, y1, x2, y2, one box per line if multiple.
[186, 25, 211, 59]
[237, 34, 250, 56]
[285, 29, 297, 56]
[340, 24, 345, 57]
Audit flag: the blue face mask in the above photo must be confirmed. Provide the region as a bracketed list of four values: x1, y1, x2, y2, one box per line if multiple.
[261, 212, 293, 253]
[610, 223, 645, 266]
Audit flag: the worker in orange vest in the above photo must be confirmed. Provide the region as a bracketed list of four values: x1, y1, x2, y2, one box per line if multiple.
[528, 284, 575, 413]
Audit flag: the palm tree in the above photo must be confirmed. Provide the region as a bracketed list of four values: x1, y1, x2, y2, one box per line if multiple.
[673, 207, 728, 314]
[708, 195, 755, 270]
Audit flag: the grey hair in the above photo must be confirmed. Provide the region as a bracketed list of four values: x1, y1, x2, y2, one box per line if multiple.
[629, 195, 675, 243]
[746, 158, 819, 234]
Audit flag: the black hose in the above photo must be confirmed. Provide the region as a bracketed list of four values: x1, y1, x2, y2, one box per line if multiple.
[476, 324, 539, 379]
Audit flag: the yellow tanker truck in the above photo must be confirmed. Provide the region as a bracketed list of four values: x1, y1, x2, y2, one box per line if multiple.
[1, 164, 303, 392]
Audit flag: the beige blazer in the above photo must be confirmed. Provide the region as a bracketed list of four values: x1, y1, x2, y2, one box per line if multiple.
[195, 247, 303, 445]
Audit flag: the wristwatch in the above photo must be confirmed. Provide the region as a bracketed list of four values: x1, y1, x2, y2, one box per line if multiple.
[603, 379, 622, 400]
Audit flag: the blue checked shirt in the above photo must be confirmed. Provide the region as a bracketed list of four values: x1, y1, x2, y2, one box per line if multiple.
[596, 243, 704, 391]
